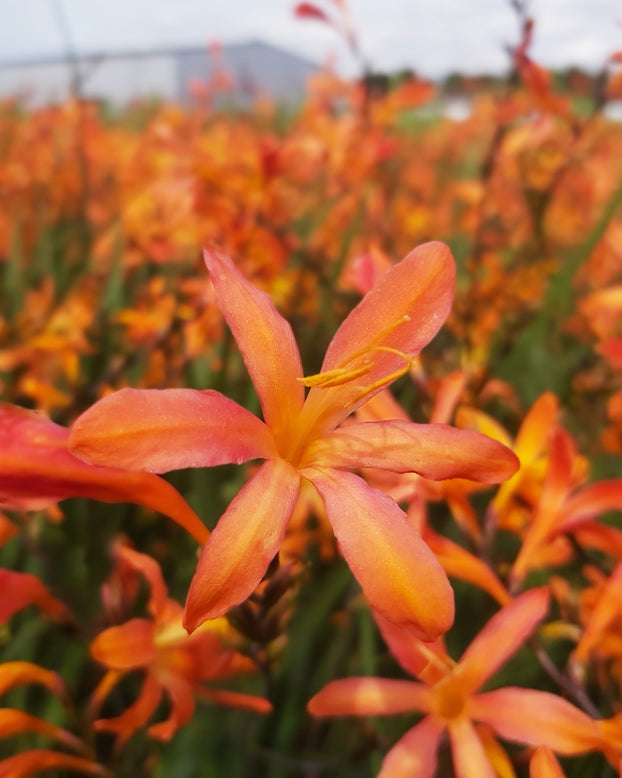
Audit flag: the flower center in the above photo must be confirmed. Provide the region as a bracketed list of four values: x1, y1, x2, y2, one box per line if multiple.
[432, 675, 468, 720]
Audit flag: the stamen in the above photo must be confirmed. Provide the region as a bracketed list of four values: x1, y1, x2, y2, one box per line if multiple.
[297, 363, 372, 389]
[297, 314, 413, 390]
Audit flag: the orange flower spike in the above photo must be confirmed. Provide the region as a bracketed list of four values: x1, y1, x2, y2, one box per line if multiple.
[0, 403, 207, 545]
[71, 242, 519, 639]
[310, 588, 607, 775]
[90, 546, 270, 746]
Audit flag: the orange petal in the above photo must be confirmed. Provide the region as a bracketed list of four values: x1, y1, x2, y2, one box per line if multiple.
[308, 678, 431, 717]
[300, 242, 455, 436]
[530, 746, 566, 778]
[0, 403, 208, 545]
[70, 388, 276, 472]
[471, 688, 602, 754]
[0, 709, 86, 754]
[304, 421, 519, 482]
[148, 673, 194, 742]
[574, 561, 622, 663]
[558, 480, 622, 531]
[306, 467, 454, 640]
[425, 531, 511, 607]
[448, 716, 496, 778]
[456, 587, 549, 692]
[91, 620, 156, 670]
[184, 459, 301, 631]
[0, 661, 66, 700]
[379, 716, 444, 778]
[114, 547, 168, 618]
[511, 429, 574, 586]
[197, 686, 272, 714]
[0, 569, 71, 624]
[93, 672, 162, 748]
[204, 248, 304, 444]
[0, 750, 109, 777]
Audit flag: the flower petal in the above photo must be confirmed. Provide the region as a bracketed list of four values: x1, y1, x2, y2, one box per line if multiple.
[471, 688, 602, 754]
[70, 388, 276, 473]
[448, 716, 496, 778]
[148, 673, 195, 742]
[197, 687, 273, 713]
[91, 619, 156, 670]
[0, 569, 71, 624]
[379, 716, 444, 778]
[299, 242, 455, 436]
[0, 661, 66, 700]
[306, 467, 454, 640]
[530, 746, 566, 778]
[304, 420, 519, 482]
[0, 750, 108, 777]
[0, 710, 85, 754]
[204, 248, 304, 442]
[308, 678, 431, 717]
[455, 588, 549, 693]
[184, 459, 301, 631]
[114, 546, 168, 618]
[1, 403, 209, 545]
[93, 671, 162, 748]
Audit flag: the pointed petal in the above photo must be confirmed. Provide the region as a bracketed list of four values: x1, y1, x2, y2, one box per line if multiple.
[530, 746, 566, 778]
[448, 717, 496, 778]
[0, 750, 108, 777]
[430, 371, 468, 425]
[0, 569, 71, 624]
[204, 248, 304, 442]
[90, 619, 156, 670]
[511, 429, 573, 585]
[471, 688, 602, 754]
[306, 467, 454, 640]
[0, 403, 209, 545]
[0, 709, 85, 754]
[379, 716, 443, 778]
[184, 459, 300, 631]
[115, 547, 168, 618]
[456, 588, 549, 692]
[197, 687, 272, 713]
[308, 678, 431, 717]
[300, 242, 455, 435]
[70, 388, 276, 472]
[574, 561, 622, 663]
[425, 530, 511, 606]
[558, 480, 622, 531]
[373, 609, 451, 683]
[148, 673, 194, 741]
[94, 672, 163, 748]
[0, 661, 66, 700]
[304, 420, 519, 483]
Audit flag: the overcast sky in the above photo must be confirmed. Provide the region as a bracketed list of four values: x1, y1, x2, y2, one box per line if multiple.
[2, 0, 621, 77]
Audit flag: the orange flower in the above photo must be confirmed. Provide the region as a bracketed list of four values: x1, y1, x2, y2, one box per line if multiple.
[71, 242, 518, 640]
[309, 589, 608, 777]
[89, 545, 271, 746]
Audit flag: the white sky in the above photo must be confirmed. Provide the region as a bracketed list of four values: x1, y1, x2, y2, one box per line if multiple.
[2, 0, 621, 77]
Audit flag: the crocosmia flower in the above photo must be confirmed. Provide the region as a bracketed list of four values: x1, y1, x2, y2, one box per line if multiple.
[70, 243, 518, 640]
